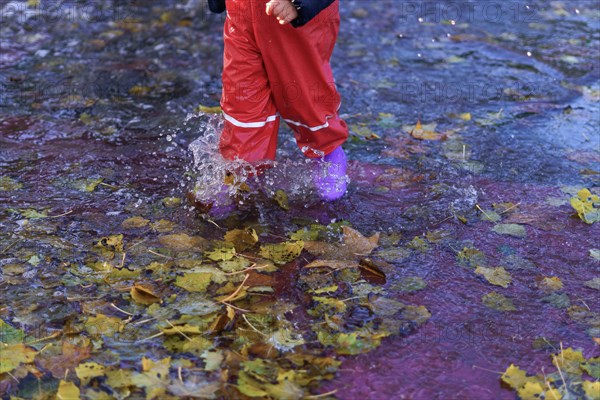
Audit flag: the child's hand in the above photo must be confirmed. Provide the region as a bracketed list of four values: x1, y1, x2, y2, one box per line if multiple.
[265, 0, 298, 25]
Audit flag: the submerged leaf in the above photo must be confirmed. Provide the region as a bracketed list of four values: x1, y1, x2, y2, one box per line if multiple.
[122, 216, 150, 229]
[584, 278, 600, 290]
[539, 277, 563, 293]
[482, 292, 516, 311]
[224, 228, 258, 251]
[175, 272, 213, 292]
[492, 224, 526, 238]
[131, 284, 162, 305]
[0, 176, 23, 191]
[475, 266, 512, 288]
[259, 241, 304, 264]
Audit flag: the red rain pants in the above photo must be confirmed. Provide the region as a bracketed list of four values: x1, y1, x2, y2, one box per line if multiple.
[219, 0, 348, 162]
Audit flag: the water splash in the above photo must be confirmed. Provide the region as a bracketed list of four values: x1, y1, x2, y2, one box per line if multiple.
[186, 113, 349, 211]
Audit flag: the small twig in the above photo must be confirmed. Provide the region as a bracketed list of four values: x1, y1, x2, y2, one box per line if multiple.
[110, 303, 134, 316]
[5, 371, 19, 383]
[127, 239, 148, 252]
[220, 302, 250, 313]
[545, 380, 560, 400]
[242, 314, 267, 336]
[148, 249, 172, 259]
[472, 365, 504, 374]
[166, 320, 192, 341]
[139, 331, 164, 342]
[119, 252, 127, 269]
[26, 331, 61, 345]
[499, 202, 521, 214]
[133, 317, 157, 325]
[304, 389, 338, 399]
[219, 274, 249, 303]
[47, 210, 73, 218]
[476, 204, 494, 220]
[224, 263, 268, 276]
[99, 182, 119, 189]
[178, 366, 183, 384]
[1, 239, 21, 254]
[206, 219, 223, 229]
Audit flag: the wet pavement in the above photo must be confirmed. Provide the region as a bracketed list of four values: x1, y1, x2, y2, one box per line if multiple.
[1, 0, 599, 399]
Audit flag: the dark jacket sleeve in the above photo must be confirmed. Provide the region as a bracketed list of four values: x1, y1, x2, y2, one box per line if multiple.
[208, 0, 226, 13]
[291, 0, 335, 27]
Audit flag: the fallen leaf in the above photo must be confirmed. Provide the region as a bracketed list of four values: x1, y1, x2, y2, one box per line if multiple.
[539, 276, 563, 293]
[404, 120, 446, 140]
[584, 278, 600, 290]
[570, 188, 600, 224]
[122, 216, 150, 229]
[492, 224, 526, 238]
[131, 284, 162, 305]
[75, 362, 106, 385]
[475, 266, 512, 288]
[259, 241, 304, 264]
[342, 226, 379, 255]
[175, 272, 213, 292]
[482, 291, 516, 311]
[56, 380, 80, 400]
[0, 176, 23, 191]
[273, 189, 290, 210]
[0, 343, 37, 373]
[224, 228, 258, 252]
[159, 234, 206, 251]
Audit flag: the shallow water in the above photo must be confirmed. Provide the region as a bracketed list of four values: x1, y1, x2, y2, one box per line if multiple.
[1, 0, 599, 399]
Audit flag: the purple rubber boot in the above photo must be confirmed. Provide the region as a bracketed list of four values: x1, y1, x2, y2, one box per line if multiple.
[207, 184, 236, 218]
[313, 146, 348, 201]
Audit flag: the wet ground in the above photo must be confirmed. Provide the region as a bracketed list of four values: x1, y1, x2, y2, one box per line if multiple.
[1, 0, 599, 399]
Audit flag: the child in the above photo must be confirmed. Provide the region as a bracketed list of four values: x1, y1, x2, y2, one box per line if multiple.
[206, 0, 348, 213]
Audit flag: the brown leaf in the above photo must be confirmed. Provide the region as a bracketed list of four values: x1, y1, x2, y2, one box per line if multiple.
[341, 226, 380, 255]
[36, 341, 91, 379]
[130, 284, 162, 305]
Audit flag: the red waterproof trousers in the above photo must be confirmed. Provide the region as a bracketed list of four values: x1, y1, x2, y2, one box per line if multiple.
[219, 0, 348, 162]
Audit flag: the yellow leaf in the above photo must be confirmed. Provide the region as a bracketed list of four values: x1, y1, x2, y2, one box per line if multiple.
[223, 228, 258, 252]
[583, 380, 600, 400]
[0, 343, 37, 373]
[121, 216, 150, 229]
[56, 380, 80, 400]
[151, 219, 177, 233]
[405, 120, 445, 140]
[175, 272, 212, 292]
[75, 362, 105, 385]
[259, 241, 304, 264]
[501, 364, 536, 389]
[517, 381, 544, 400]
[206, 246, 236, 261]
[273, 189, 289, 210]
[552, 347, 585, 375]
[482, 292, 516, 311]
[196, 104, 222, 114]
[475, 266, 512, 288]
[130, 284, 162, 305]
[539, 277, 563, 293]
[570, 188, 600, 224]
[159, 233, 206, 251]
[85, 314, 123, 337]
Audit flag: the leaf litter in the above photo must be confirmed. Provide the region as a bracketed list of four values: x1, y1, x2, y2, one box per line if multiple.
[0, 220, 433, 399]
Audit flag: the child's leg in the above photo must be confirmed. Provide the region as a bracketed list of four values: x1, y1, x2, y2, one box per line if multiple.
[255, 0, 348, 158]
[219, 0, 280, 163]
